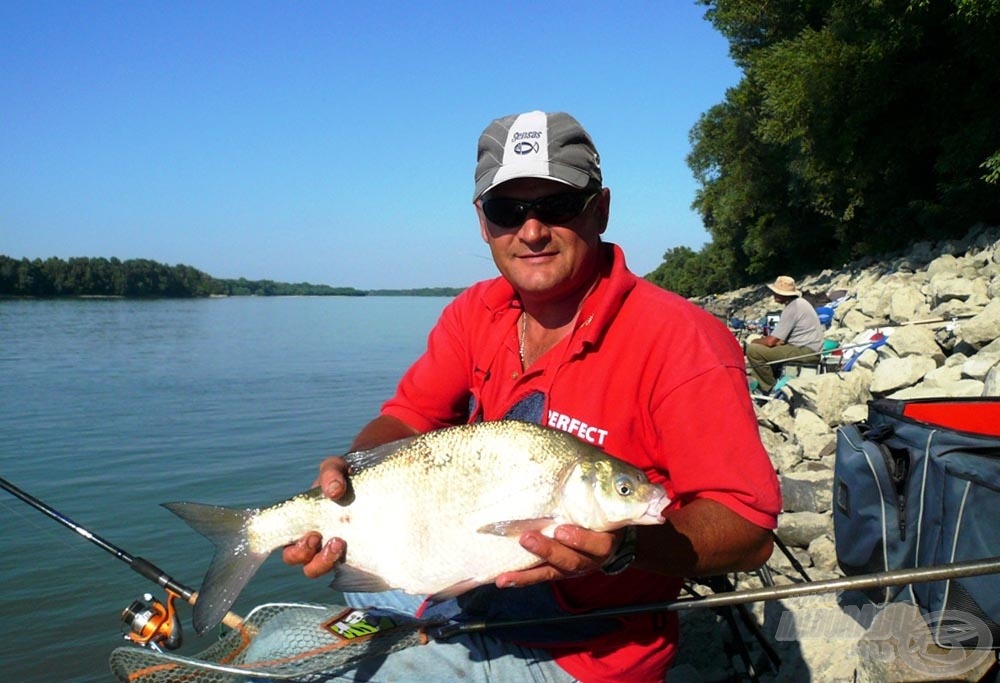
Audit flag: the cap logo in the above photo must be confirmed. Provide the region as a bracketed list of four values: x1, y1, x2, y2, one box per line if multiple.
[513, 141, 539, 155]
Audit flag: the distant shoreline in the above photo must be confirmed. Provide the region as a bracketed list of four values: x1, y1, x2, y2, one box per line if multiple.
[0, 255, 465, 298]
[0, 290, 464, 300]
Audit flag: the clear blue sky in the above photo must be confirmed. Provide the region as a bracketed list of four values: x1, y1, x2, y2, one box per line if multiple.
[1, 1, 740, 290]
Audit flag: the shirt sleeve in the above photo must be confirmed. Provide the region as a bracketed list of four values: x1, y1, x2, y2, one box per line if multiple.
[655, 363, 782, 530]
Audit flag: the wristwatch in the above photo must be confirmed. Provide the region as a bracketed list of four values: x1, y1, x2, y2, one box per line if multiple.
[601, 526, 637, 575]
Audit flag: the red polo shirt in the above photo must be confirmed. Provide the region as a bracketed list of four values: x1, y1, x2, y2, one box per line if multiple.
[382, 243, 780, 683]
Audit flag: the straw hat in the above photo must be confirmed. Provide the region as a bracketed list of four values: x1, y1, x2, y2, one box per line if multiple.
[767, 275, 800, 297]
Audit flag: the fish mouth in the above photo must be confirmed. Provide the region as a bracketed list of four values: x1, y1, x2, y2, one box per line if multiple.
[641, 491, 670, 524]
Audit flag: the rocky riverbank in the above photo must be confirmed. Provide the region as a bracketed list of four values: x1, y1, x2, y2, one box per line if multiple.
[670, 225, 1000, 682]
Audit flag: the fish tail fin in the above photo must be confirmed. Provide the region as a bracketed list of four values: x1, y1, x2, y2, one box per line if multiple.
[162, 501, 269, 635]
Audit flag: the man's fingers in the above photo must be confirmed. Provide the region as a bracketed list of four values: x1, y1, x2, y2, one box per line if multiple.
[317, 457, 350, 499]
[492, 530, 605, 588]
[495, 565, 564, 589]
[302, 538, 345, 578]
[282, 532, 323, 565]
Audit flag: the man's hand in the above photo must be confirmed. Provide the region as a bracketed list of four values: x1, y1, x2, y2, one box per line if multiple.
[751, 335, 783, 348]
[281, 455, 351, 578]
[496, 500, 774, 588]
[493, 525, 621, 588]
[284, 415, 420, 579]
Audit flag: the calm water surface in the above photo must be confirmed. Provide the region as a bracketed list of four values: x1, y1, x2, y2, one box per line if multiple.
[0, 296, 450, 682]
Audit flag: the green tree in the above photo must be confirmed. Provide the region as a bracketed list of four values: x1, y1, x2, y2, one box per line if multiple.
[671, 0, 1000, 296]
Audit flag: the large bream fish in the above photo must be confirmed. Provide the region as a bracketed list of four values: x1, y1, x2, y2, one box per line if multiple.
[165, 420, 669, 635]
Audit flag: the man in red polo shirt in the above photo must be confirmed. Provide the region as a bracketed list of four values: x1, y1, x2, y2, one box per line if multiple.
[285, 110, 781, 682]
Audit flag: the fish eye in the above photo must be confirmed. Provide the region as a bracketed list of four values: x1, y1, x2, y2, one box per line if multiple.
[614, 474, 635, 497]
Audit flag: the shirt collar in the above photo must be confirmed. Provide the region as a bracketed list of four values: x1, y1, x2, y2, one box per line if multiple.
[477, 242, 637, 344]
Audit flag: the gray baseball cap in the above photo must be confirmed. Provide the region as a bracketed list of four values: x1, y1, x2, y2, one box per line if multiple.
[473, 110, 602, 201]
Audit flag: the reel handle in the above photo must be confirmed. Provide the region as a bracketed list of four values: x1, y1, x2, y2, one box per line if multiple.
[121, 591, 182, 651]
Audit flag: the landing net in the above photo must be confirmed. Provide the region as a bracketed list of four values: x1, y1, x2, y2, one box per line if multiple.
[109, 603, 434, 682]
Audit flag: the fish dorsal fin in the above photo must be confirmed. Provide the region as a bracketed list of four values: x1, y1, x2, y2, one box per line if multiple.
[477, 518, 556, 537]
[328, 564, 394, 593]
[342, 435, 421, 474]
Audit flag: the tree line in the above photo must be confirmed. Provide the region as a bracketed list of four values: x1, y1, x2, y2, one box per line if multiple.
[0, 255, 376, 298]
[647, 0, 1000, 297]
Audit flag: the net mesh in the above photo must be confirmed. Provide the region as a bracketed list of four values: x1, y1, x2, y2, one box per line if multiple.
[109, 603, 434, 682]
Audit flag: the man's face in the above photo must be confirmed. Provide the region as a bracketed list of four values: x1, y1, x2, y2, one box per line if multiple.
[475, 178, 609, 303]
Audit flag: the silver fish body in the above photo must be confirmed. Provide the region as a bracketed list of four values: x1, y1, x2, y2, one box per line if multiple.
[165, 420, 669, 635]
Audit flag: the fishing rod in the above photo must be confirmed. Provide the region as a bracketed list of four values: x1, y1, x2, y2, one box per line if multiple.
[0, 476, 245, 650]
[429, 555, 1000, 639]
[743, 339, 880, 371]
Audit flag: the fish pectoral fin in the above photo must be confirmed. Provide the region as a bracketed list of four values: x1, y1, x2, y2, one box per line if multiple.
[476, 518, 555, 537]
[427, 578, 484, 603]
[328, 565, 394, 593]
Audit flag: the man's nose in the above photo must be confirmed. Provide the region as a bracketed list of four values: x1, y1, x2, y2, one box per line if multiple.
[517, 215, 551, 242]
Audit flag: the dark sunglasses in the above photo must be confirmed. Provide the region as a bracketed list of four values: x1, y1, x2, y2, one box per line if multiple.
[481, 192, 597, 228]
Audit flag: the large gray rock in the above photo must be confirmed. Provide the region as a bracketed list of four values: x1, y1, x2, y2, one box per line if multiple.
[807, 535, 838, 572]
[770, 439, 805, 474]
[790, 408, 836, 460]
[870, 356, 938, 394]
[961, 337, 1000, 379]
[785, 368, 874, 426]
[885, 325, 945, 364]
[921, 362, 964, 388]
[780, 470, 834, 513]
[925, 253, 960, 276]
[928, 272, 974, 306]
[984, 365, 1000, 396]
[776, 511, 831, 548]
[887, 379, 985, 400]
[959, 299, 1000, 347]
[887, 284, 930, 322]
[757, 397, 795, 434]
[843, 308, 881, 333]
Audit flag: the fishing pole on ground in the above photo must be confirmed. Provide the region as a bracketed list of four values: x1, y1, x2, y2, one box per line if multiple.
[427, 555, 1000, 639]
[0, 476, 245, 651]
[742, 339, 882, 373]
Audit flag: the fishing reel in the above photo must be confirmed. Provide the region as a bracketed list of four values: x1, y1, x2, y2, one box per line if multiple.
[121, 590, 182, 651]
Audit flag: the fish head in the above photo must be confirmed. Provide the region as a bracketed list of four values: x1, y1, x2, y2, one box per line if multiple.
[557, 456, 669, 531]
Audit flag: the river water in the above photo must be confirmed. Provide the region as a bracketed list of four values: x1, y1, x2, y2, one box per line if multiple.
[0, 296, 450, 682]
